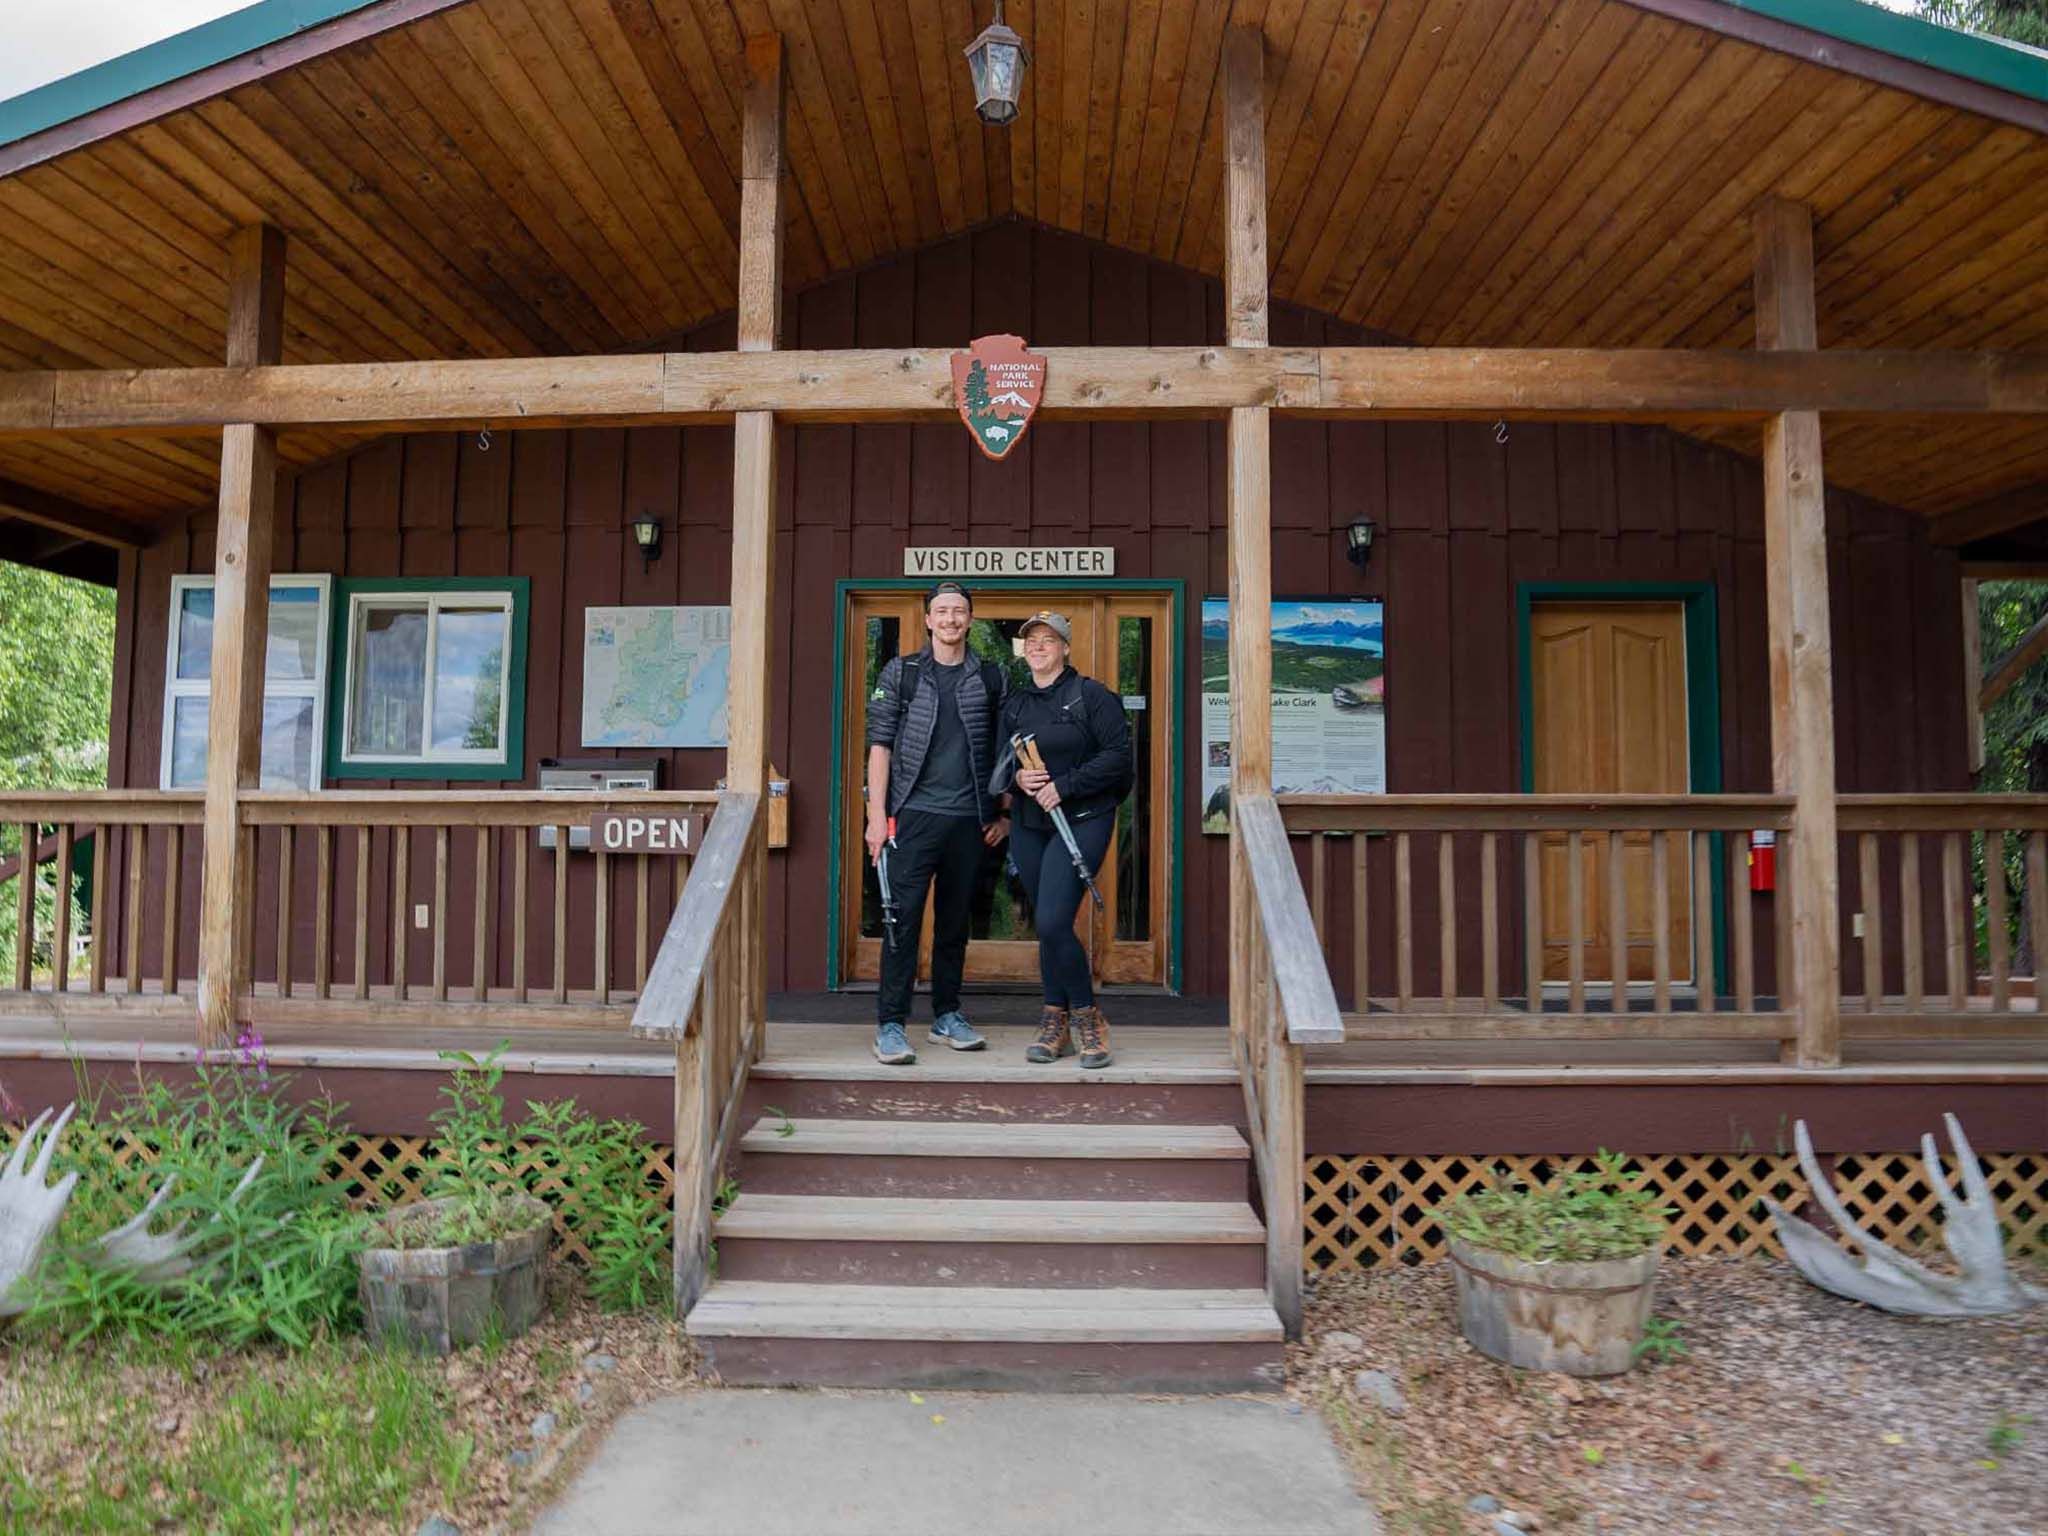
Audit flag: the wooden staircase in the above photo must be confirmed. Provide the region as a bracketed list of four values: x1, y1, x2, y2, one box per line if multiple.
[683, 1063, 1286, 1392]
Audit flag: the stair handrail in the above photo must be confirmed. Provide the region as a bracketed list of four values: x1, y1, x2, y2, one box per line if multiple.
[628, 789, 763, 1312]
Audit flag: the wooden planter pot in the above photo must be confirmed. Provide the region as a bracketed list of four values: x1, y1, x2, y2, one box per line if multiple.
[1447, 1237, 1660, 1378]
[358, 1195, 552, 1355]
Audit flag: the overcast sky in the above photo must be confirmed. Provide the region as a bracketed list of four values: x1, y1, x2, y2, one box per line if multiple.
[0, 1, 256, 106]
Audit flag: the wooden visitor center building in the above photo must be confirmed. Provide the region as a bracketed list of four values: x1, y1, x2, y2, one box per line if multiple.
[0, 0, 2043, 1385]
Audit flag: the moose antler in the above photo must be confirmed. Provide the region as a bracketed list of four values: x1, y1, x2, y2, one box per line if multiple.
[0, 1105, 81, 1317]
[1763, 1114, 2046, 1317]
[95, 1157, 266, 1285]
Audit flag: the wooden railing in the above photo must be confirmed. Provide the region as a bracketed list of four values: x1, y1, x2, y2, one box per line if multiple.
[1837, 795, 2048, 1037]
[1277, 795, 1799, 1045]
[1232, 793, 1345, 1337]
[0, 792, 203, 1012]
[627, 792, 762, 1314]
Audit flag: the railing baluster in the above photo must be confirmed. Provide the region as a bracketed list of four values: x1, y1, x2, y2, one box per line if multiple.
[1522, 831, 1541, 1013]
[2029, 833, 2048, 1008]
[1653, 829, 1672, 1013]
[636, 852, 651, 994]
[14, 820, 35, 990]
[1351, 833, 1368, 1013]
[1394, 831, 1413, 1011]
[1692, 831, 1715, 1009]
[473, 827, 491, 1003]
[392, 827, 411, 1002]
[1566, 829, 1585, 1015]
[1606, 828, 1627, 1013]
[1943, 831, 1966, 1010]
[594, 847, 610, 1006]
[1985, 828, 2010, 1012]
[1480, 832, 1499, 1011]
[88, 821, 108, 993]
[513, 831, 529, 1003]
[161, 824, 181, 997]
[315, 825, 332, 999]
[1775, 833, 1795, 1017]
[51, 822, 72, 992]
[553, 825, 570, 1004]
[125, 824, 144, 995]
[1900, 832, 1923, 1010]
[1859, 832, 1881, 1013]
[1729, 832, 1754, 1013]
[275, 825, 294, 998]
[354, 826, 371, 1001]
[432, 825, 449, 1003]
[1309, 832, 1326, 949]
[1438, 831, 1457, 1009]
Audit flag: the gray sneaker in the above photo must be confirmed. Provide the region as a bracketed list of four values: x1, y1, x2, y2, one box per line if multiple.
[873, 1021, 916, 1066]
[928, 1011, 987, 1051]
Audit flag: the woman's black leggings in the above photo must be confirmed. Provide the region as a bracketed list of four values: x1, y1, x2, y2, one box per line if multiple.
[1009, 814, 1115, 1009]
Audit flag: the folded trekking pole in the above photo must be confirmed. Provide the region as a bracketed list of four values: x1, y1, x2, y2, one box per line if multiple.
[1014, 734, 1104, 911]
[875, 815, 901, 951]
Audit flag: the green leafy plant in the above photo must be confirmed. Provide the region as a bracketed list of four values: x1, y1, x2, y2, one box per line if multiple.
[1988, 1410, 2031, 1458]
[1431, 1151, 1670, 1263]
[1631, 1315, 1688, 1364]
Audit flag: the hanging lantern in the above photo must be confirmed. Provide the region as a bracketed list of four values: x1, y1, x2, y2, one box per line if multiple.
[964, 0, 1030, 126]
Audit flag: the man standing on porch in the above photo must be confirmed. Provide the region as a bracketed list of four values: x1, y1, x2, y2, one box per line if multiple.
[863, 582, 1010, 1065]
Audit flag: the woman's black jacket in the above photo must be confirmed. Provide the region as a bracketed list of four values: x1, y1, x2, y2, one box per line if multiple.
[989, 666, 1133, 833]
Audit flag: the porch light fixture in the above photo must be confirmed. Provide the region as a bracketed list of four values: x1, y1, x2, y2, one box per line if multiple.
[1345, 517, 1375, 568]
[964, 0, 1030, 126]
[631, 510, 663, 569]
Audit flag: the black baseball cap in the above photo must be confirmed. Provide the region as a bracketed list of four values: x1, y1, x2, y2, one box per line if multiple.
[924, 581, 973, 610]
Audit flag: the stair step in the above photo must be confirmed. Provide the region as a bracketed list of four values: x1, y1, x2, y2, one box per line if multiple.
[739, 1118, 1249, 1160]
[688, 1282, 1282, 1342]
[716, 1194, 1264, 1244]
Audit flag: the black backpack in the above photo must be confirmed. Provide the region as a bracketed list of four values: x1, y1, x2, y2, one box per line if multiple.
[898, 652, 1006, 716]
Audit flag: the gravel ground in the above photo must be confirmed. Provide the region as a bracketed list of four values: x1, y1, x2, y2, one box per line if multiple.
[1293, 1256, 2047, 1536]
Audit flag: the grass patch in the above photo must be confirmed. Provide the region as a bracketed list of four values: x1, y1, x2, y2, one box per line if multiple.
[0, 1337, 472, 1534]
[1313, 1383, 1464, 1536]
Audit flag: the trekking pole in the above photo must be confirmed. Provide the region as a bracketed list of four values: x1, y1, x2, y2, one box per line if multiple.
[876, 815, 901, 951]
[1015, 734, 1104, 911]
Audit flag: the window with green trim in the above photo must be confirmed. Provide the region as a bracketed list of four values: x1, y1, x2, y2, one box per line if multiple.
[328, 579, 528, 781]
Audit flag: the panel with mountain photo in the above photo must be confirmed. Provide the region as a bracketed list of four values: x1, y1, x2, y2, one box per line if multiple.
[1200, 597, 1386, 831]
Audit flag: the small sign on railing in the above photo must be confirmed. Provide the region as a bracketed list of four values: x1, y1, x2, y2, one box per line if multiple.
[589, 811, 707, 855]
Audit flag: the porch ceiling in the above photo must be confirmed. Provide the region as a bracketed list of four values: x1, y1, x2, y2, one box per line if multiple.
[0, 0, 2042, 535]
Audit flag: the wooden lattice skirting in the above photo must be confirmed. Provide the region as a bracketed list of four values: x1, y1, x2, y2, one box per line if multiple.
[1304, 1151, 2048, 1271]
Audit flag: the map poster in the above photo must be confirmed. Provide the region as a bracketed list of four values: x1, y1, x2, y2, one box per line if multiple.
[1200, 596, 1386, 833]
[582, 606, 732, 748]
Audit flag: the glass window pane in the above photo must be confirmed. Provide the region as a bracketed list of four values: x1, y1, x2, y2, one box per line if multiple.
[175, 587, 214, 680]
[1116, 616, 1152, 943]
[429, 606, 510, 753]
[350, 605, 428, 756]
[169, 696, 209, 788]
[260, 696, 316, 789]
[265, 586, 323, 682]
[858, 616, 901, 942]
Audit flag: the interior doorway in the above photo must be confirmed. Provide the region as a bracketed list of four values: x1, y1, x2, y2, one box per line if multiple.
[834, 583, 1180, 991]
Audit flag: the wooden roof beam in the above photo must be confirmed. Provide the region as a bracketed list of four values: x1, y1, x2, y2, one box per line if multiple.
[1930, 483, 2048, 548]
[1983, 610, 2048, 712]
[0, 348, 2043, 435]
[0, 475, 152, 548]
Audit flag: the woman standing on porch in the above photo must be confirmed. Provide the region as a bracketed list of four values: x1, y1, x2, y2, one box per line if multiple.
[993, 611, 1133, 1070]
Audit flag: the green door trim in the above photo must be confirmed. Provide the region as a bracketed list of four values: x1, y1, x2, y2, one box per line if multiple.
[826, 577, 1186, 993]
[1515, 581, 1727, 998]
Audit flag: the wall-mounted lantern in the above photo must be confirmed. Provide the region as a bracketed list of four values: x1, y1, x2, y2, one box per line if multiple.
[1345, 516, 1375, 568]
[631, 511, 663, 569]
[964, 0, 1030, 126]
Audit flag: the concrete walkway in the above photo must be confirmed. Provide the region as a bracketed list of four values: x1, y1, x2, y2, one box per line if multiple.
[532, 1389, 1376, 1535]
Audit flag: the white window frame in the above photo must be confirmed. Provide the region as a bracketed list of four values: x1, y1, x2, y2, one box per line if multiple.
[160, 573, 332, 791]
[339, 588, 518, 767]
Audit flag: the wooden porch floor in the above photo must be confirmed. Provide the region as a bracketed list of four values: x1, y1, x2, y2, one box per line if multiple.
[0, 1011, 2040, 1086]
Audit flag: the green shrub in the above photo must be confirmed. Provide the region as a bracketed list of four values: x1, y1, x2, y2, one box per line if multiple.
[1432, 1151, 1670, 1263]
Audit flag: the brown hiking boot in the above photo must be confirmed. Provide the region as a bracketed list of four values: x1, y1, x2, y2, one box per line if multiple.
[1024, 1006, 1072, 1063]
[1070, 1006, 1112, 1070]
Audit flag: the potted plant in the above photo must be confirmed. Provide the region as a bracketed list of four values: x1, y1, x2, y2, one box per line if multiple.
[358, 1049, 553, 1354]
[1432, 1151, 1668, 1378]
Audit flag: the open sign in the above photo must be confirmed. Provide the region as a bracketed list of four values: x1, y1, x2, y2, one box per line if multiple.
[589, 812, 707, 855]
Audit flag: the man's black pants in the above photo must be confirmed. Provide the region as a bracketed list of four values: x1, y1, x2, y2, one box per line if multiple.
[877, 811, 985, 1026]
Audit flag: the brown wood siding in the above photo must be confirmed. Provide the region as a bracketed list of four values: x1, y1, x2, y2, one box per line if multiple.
[106, 223, 1970, 998]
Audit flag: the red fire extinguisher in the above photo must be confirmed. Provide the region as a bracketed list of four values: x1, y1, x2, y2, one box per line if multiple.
[1749, 829, 1777, 892]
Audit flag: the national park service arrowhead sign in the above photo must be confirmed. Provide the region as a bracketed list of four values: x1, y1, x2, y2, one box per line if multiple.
[952, 334, 1044, 461]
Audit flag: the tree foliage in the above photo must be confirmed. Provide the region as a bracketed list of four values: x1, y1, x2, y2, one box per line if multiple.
[1913, 0, 2048, 48]
[1975, 580, 2048, 969]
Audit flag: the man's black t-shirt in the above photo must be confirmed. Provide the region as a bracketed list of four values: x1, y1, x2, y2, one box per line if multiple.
[900, 659, 979, 818]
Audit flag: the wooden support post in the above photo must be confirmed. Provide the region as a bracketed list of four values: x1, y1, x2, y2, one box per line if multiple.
[1753, 199, 1840, 1068]
[197, 223, 285, 1048]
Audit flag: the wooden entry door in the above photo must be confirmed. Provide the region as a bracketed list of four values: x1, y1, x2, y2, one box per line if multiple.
[840, 589, 1173, 989]
[1530, 602, 1692, 983]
